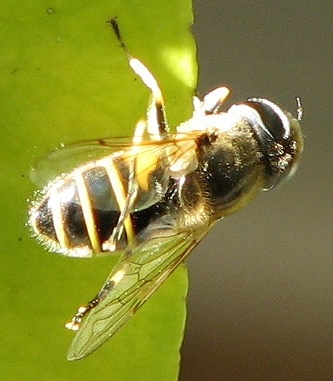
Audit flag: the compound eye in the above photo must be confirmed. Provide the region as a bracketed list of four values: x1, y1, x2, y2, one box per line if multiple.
[243, 97, 303, 190]
[245, 98, 291, 144]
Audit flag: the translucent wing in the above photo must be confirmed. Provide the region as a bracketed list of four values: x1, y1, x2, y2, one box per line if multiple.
[67, 228, 209, 360]
[30, 135, 199, 187]
[30, 138, 145, 187]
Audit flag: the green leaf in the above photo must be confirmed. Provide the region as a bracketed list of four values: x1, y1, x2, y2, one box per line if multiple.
[0, 1, 197, 380]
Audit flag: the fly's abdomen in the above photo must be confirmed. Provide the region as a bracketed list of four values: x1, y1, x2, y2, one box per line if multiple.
[30, 163, 124, 257]
[29, 153, 167, 258]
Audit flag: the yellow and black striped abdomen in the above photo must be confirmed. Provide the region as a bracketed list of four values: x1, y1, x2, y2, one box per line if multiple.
[29, 151, 168, 258]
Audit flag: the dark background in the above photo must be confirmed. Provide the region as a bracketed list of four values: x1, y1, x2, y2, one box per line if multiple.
[181, 1, 333, 380]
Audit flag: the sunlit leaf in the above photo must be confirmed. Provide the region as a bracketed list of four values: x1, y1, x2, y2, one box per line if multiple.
[0, 1, 197, 380]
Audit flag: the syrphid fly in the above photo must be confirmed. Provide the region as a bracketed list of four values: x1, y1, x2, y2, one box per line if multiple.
[28, 19, 303, 360]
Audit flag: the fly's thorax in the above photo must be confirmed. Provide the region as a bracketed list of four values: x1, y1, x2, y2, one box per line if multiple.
[189, 122, 266, 219]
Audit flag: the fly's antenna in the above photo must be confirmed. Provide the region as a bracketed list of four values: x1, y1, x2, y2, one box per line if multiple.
[295, 96, 303, 121]
[106, 18, 168, 138]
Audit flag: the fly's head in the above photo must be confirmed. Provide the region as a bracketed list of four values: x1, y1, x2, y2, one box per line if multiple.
[229, 98, 303, 190]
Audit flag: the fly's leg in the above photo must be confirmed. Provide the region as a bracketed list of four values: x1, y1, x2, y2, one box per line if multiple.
[103, 121, 146, 251]
[65, 268, 127, 331]
[65, 280, 113, 331]
[103, 18, 172, 249]
[108, 18, 169, 139]
[200, 87, 230, 114]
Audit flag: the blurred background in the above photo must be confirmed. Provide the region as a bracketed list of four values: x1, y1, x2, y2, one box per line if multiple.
[180, 1, 333, 380]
